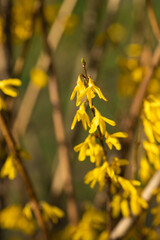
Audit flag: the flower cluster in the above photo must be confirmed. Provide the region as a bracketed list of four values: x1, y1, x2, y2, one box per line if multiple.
[71, 61, 148, 232]
[139, 95, 160, 184]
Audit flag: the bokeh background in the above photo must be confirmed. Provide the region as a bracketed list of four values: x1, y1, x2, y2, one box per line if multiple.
[1, 0, 160, 238]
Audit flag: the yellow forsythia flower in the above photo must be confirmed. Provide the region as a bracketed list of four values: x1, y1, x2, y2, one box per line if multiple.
[0, 205, 36, 234]
[71, 102, 90, 130]
[0, 150, 31, 180]
[110, 157, 128, 175]
[41, 201, 64, 223]
[24, 201, 64, 224]
[31, 68, 48, 88]
[143, 141, 160, 170]
[105, 132, 128, 150]
[70, 74, 86, 106]
[84, 161, 117, 191]
[111, 194, 121, 218]
[0, 78, 21, 97]
[74, 135, 104, 166]
[72, 205, 106, 240]
[139, 157, 153, 184]
[120, 199, 130, 217]
[143, 95, 160, 143]
[78, 77, 107, 108]
[0, 155, 17, 180]
[89, 107, 116, 135]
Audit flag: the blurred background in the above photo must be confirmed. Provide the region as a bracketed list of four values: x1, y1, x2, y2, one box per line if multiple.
[0, 0, 160, 238]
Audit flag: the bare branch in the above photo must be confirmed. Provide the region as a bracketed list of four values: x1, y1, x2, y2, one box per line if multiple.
[0, 113, 49, 240]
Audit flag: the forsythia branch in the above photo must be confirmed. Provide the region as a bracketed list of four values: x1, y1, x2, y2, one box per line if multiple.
[0, 113, 49, 240]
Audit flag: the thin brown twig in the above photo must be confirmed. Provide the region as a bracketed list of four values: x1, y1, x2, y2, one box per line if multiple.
[39, 0, 79, 225]
[146, 0, 160, 42]
[0, 113, 49, 240]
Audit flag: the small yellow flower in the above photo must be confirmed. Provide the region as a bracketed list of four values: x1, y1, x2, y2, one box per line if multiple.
[74, 135, 92, 161]
[0, 78, 21, 97]
[105, 132, 128, 150]
[78, 77, 107, 108]
[111, 157, 128, 174]
[89, 108, 116, 135]
[23, 201, 64, 224]
[120, 199, 130, 217]
[111, 194, 121, 218]
[70, 74, 86, 106]
[71, 102, 90, 130]
[143, 141, 160, 170]
[0, 205, 36, 234]
[139, 157, 153, 184]
[84, 161, 117, 191]
[0, 155, 17, 180]
[74, 135, 103, 165]
[41, 201, 64, 223]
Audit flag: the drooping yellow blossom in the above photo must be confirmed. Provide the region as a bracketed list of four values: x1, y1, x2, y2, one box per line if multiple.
[143, 95, 160, 143]
[89, 107, 116, 135]
[118, 177, 139, 195]
[84, 161, 118, 191]
[0, 205, 36, 234]
[130, 194, 148, 215]
[74, 135, 104, 166]
[23, 201, 64, 224]
[41, 201, 64, 223]
[110, 157, 128, 174]
[74, 135, 93, 161]
[105, 132, 128, 150]
[0, 78, 21, 97]
[0, 96, 6, 110]
[139, 157, 154, 184]
[78, 77, 107, 108]
[111, 194, 121, 218]
[143, 141, 160, 170]
[120, 199, 130, 217]
[70, 74, 86, 106]
[118, 177, 148, 215]
[71, 102, 90, 130]
[0, 155, 17, 180]
[0, 150, 31, 180]
[31, 68, 48, 88]
[72, 205, 107, 240]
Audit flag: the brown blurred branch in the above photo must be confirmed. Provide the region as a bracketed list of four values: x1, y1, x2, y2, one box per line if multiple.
[146, 0, 160, 42]
[39, 0, 79, 225]
[0, 113, 49, 240]
[109, 170, 160, 239]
